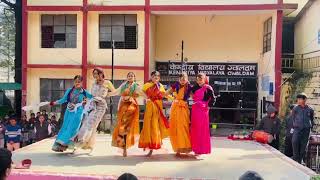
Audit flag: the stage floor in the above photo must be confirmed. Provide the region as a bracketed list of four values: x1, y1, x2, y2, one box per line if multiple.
[9, 135, 316, 180]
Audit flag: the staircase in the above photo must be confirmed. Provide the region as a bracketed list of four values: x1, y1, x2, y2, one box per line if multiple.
[301, 72, 320, 131]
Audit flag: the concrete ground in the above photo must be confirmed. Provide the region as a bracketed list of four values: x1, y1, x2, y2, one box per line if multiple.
[10, 135, 316, 180]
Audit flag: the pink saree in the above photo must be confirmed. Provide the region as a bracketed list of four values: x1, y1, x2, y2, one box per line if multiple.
[191, 84, 212, 155]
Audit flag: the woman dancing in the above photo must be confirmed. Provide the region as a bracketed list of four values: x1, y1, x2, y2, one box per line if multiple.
[74, 68, 115, 151]
[166, 72, 192, 157]
[110, 72, 142, 157]
[51, 75, 92, 152]
[190, 73, 215, 155]
[138, 71, 169, 157]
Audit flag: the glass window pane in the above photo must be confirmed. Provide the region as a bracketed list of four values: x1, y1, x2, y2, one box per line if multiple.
[66, 25, 76, 33]
[125, 15, 137, 26]
[54, 25, 66, 33]
[267, 19, 272, 33]
[112, 15, 124, 26]
[66, 33, 76, 48]
[264, 21, 267, 34]
[41, 15, 53, 26]
[54, 15, 66, 25]
[267, 33, 271, 40]
[65, 80, 74, 89]
[100, 15, 111, 26]
[51, 80, 64, 90]
[99, 26, 111, 34]
[54, 41, 65, 48]
[66, 15, 77, 25]
[112, 26, 124, 41]
[100, 33, 111, 41]
[51, 91, 65, 100]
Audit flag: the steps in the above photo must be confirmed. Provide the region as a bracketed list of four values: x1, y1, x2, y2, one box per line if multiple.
[300, 72, 320, 131]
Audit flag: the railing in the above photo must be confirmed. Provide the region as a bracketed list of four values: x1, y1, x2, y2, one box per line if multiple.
[282, 51, 320, 73]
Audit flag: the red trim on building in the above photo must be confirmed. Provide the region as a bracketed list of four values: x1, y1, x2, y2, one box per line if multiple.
[27, 6, 83, 11]
[87, 65, 144, 70]
[150, 4, 297, 11]
[88, 5, 145, 11]
[144, 0, 150, 83]
[26, 64, 144, 70]
[22, 0, 28, 107]
[274, 10, 283, 111]
[82, 0, 88, 88]
[27, 64, 82, 69]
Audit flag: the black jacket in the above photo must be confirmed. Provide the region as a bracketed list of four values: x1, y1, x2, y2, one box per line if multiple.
[292, 105, 314, 130]
[258, 115, 281, 137]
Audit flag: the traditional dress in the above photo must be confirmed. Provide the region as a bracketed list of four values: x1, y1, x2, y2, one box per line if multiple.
[110, 82, 140, 149]
[52, 87, 92, 152]
[74, 80, 114, 150]
[169, 82, 192, 153]
[190, 84, 214, 155]
[138, 82, 169, 149]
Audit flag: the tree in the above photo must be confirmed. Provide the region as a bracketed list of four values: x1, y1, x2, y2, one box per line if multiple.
[0, 8, 15, 82]
[0, 0, 22, 117]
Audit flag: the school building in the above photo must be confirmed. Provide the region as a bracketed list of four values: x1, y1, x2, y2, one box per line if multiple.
[22, 0, 298, 128]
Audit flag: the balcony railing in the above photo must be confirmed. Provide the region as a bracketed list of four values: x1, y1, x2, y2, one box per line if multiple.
[282, 51, 320, 73]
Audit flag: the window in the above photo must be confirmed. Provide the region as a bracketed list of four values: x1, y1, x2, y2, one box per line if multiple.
[99, 14, 137, 49]
[263, 18, 272, 53]
[40, 79, 73, 112]
[41, 15, 77, 48]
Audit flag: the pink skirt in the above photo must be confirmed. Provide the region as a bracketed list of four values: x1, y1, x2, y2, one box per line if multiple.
[191, 102, 211, 154]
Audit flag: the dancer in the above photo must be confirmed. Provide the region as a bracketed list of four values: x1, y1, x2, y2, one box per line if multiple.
[74, 68, 115, 151]
[166, 72, 192, 157]
[138, 71, 169, 157]
[51, 75, 92, 152]
[110, 72, 141, 157]
[190, 73, 215, 155]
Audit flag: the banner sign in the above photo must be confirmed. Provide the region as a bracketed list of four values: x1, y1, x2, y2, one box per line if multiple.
[156, 62, 257, 77]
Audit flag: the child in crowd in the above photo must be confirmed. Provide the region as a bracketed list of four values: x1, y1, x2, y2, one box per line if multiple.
[5, 116, 21, 151]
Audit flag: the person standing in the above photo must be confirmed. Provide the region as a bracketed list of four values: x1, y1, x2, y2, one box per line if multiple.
[74, 68, 115, 152]
[292, 93, 314, 164]
[284, 104, 295, 157]
[34, 115, 52, 142]
[5, 116, 21, 151]
[51, 75, 92, 152]
[190, 73, 215, 155]
[166, 72, 192, 157]
[138, 71, 169, 157]
[257, 105, 281, 149]
[0, 120, 5, 148]
[49, 115, 59, 136]
[110, 72, 142, 157]
[28, 113, 36, 145]
[20, 115, 30, 147]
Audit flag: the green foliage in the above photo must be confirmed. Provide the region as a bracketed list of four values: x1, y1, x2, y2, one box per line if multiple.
[0, 8, 15, 72]
[279, 72, 312, 152]
[311, 175, 320, 180]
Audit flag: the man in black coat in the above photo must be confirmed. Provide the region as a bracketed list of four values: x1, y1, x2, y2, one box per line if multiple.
[284, 104, 295, 157]
[292, 93, 314, 164]
[258, 105, 281, 149]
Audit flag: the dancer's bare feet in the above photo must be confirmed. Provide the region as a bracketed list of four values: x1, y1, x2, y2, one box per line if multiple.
[123, 149, 127, 157]
[71, 148, 77, 154]
[175, 152, 181, 157]
[146, 150, 153, 157]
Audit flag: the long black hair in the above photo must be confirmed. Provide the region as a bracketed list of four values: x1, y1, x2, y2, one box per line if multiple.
[0, 148, 12, 180]
[93, 68, 105, 78]
[73, 75, 83, 81]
